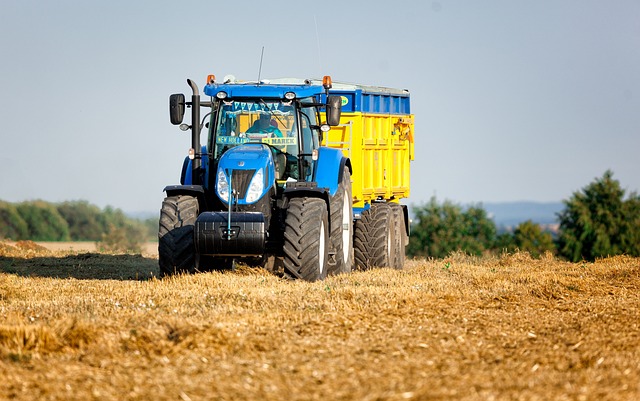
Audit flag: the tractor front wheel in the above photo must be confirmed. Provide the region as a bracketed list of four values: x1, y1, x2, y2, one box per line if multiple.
[283, 197, 329, 281]
[158, 195, 198, 277]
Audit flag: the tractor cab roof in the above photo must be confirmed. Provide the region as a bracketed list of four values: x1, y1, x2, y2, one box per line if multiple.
[203, 78, 325, 100]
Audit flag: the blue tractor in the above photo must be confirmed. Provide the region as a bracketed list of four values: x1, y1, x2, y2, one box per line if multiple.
[160, 75, 351, 281]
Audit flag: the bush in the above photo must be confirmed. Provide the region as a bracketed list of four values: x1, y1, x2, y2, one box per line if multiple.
[95, 207, 152, 254]
[15, 200, 70, 241]
[0, 199, 155, 248]
[56, 201, 106, 241]
[96, 223, 145, 254]
[512, 220, 555, 258]
[408, 197, 497, 258]
[0, 201, 29, 240]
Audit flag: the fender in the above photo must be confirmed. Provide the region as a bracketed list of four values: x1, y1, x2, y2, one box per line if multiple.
[401, 204, 410, 238]
[163, 184, 207, 210]
[282, 182, 331, 233]
[313, 146, 352, 197]
[181, 145, 209, 187]
[283, 183, 330, 207]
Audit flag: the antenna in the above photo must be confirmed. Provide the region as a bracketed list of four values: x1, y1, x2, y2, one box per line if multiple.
[257, 46, 265, 84]
[314, 16, 322, 74]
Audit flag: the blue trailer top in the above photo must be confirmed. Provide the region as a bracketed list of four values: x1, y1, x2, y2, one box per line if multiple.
[270, 78, 411, 115]
[204, 78, 411, 115]
[326, 89, 410, 114]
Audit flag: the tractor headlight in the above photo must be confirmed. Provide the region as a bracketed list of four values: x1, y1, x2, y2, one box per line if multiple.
[217, 168, 230, 201]
[245, 168, 264, 203]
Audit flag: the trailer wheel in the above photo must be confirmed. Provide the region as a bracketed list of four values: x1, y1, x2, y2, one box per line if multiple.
[354, 203, 395, 269]
[158, 195, 198, 277]
[389, 203, 406, 270]
[328, 166, 353, 275]
[354, 207, 372, 270]
[283, 197, 329, 281]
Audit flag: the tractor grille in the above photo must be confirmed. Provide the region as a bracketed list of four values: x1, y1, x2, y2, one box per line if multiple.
[229, 169, 256, 199]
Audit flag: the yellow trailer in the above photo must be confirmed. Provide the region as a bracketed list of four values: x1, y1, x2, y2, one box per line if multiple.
[321, 81, 415, 269]
[321, 86, 414, 207]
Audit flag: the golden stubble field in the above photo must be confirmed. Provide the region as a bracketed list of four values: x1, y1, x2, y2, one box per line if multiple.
[0, 241, 638, 401]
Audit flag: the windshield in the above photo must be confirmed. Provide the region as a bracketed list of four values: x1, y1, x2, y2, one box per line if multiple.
[211, 100, 298, 160]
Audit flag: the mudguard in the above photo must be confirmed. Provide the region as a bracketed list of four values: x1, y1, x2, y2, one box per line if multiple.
[313, 147, 351, 196]
[163, 185, 207, 211]
[181, 146, 209, 187]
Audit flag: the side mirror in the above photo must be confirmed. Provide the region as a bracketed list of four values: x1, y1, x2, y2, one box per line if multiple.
[325, 95, 342, 126]
[169, 93, 185, 125]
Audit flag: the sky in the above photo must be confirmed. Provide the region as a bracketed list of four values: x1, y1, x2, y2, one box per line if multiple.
[1, 0, 639, 213]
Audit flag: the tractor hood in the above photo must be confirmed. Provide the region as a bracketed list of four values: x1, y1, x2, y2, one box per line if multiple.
[215, 144, 276, 205]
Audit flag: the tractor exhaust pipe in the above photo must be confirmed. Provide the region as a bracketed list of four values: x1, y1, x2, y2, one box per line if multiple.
[187, 79, 201, 185]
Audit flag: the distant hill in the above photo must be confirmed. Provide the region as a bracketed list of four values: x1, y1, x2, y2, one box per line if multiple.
[482, 201, 564, 228]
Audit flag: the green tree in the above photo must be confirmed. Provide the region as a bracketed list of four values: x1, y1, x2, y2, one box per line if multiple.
[16, 200, 70, 241]
[0, 201, 29, 240]
[408, 197, 497, 258]
[494, 231, 516, 253]
[512, 220, 555, 258]
[557, 170, 640, 261]
[462, 205, 497, 255]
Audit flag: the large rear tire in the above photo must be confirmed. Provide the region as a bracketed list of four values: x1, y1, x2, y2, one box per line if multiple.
[327, 166, 353, 275]
[283, 197, 329, 281]
[354, 207, 373, 270]
[354, 203, 395, 269]
[158, 195, 198, 277]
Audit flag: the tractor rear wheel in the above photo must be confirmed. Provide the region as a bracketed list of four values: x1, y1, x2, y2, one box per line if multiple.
[327, 166, 353, 275]
[158, 195, 198, 277]
[283, 197, 329, 281]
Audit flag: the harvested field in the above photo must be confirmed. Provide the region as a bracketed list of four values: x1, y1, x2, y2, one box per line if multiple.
[0, 241, 638, 400]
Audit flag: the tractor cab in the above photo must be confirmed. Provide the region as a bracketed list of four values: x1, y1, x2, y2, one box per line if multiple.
[207, 98, 321, 182]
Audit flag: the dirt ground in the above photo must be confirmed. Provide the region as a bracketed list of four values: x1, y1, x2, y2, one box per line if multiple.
[0, 241, 638, 400]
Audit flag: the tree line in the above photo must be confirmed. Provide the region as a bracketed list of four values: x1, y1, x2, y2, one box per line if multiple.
[2, 171, 638, 261]
[408, 170, 640, 262]
[0, 200, 157, 252]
